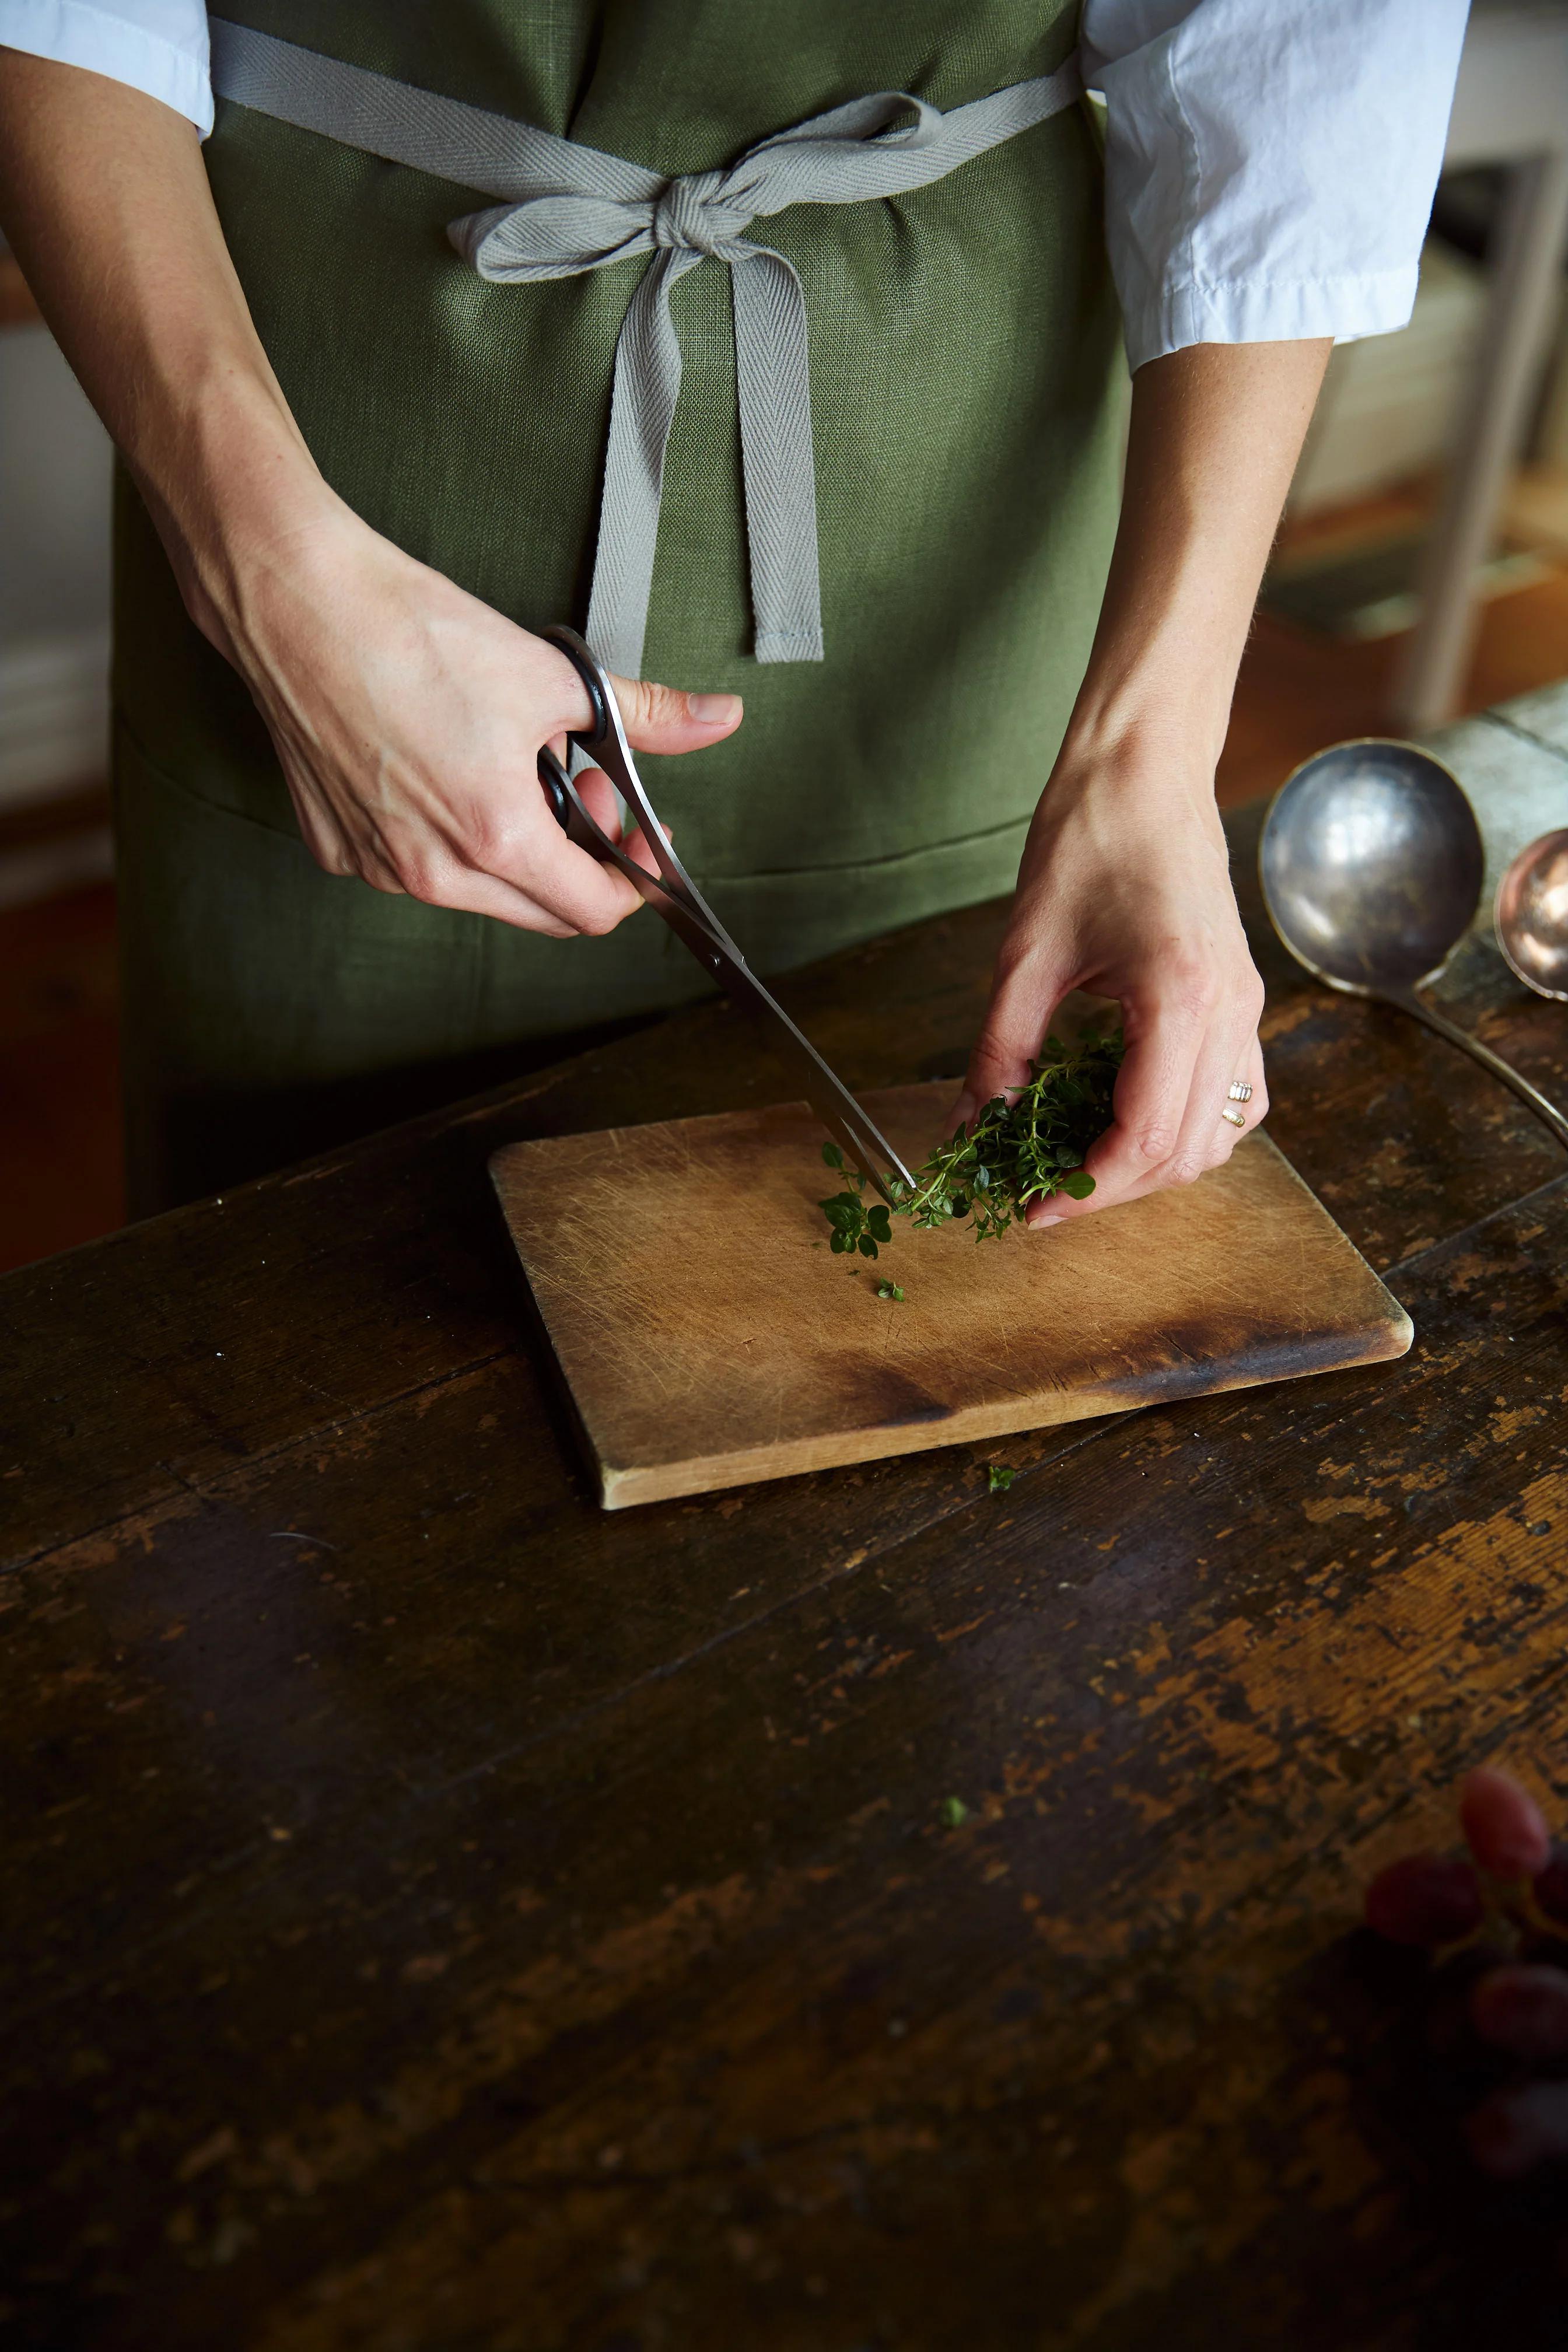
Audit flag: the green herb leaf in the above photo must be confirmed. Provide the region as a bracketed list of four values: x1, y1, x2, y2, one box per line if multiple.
[875, 1279, 905, 1301]
[939, 1796, 971, 1828]
[815, 1031, 1124, 1261]
[986, 1463, 1016, 1493]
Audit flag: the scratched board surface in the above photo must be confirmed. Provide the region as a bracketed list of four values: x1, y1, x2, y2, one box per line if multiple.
[491, 1081, 1412, 1506]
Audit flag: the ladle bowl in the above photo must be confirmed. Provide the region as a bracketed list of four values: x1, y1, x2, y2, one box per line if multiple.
[1260, 738, 1568, 1150]
[1496, 827, 1568, 1001]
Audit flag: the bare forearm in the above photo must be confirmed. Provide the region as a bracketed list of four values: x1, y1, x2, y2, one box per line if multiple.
[0, 45, 741, 940]
[1065, 338, 1332, 779]
[0, 47, 324, 644]
[961, 339, 1331, 1212]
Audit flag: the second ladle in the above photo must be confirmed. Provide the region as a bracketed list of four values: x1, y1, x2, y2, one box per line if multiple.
[1496, 827, 1568, 1001]
[1259, 737, 1568, 1152]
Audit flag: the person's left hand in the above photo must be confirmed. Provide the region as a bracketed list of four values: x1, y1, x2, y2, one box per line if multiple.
[951, 742, 1267, 1226]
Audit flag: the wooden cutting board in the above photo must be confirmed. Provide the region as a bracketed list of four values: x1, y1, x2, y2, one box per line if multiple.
[491, 1082, 1413, 1508]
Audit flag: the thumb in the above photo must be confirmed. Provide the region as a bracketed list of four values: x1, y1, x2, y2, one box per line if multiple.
[608, 671, 743, 755]
[949, 955, 1071, 1134]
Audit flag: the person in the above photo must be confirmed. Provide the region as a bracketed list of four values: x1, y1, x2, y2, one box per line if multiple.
[0, 1, 1468, 1216]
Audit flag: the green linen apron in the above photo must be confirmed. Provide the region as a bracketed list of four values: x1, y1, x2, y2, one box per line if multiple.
[113, 0, 1124, 1212]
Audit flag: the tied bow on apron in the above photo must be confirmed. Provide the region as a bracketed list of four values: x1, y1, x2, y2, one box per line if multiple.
[209, 20, 1084, 677]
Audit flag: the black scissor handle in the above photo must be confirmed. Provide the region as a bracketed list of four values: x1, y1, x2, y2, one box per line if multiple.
[536, 740, 605, 856]
[533, 669, 733, 965]
[537, 743, 568, 827]
[534, 624, 714, 922]
[535, 622, 649, 860]
[536, 622, 615, 849]
[542, 622, 616, 767]
[535, 618, 631, 863]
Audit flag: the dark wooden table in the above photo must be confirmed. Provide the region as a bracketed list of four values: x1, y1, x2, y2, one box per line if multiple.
[5, 687, 1568, 2352]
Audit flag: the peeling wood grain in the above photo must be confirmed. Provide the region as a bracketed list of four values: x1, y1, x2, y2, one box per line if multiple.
[2, 695, 1567, 2350]
[1, 1176, 1564, 2348]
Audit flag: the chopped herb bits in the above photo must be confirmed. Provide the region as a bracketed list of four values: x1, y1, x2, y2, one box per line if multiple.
[817, 1029, 1123, 1262]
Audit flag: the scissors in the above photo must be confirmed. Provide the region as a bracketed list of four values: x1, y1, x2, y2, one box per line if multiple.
[536, 624, 914, 1206]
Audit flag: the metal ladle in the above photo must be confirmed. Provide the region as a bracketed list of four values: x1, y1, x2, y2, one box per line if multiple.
[1259, 737, 1568, 1151]
[1496, 828, 1568, 1001]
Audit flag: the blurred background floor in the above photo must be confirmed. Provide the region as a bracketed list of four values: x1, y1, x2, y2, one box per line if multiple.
[0, 877, 120, 1269]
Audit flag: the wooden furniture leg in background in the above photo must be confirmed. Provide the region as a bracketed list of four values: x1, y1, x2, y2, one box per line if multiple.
[1394, 149, 1568, 730]
[1392, 5, 1568, 733]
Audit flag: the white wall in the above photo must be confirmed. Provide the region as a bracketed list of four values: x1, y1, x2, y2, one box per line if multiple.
[0, 320, 113, 810]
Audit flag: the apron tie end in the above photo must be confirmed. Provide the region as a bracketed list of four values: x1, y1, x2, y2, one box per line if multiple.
[754, 629, 825, 664]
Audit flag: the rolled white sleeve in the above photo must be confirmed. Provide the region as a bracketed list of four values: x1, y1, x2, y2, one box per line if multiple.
[1082, 0, 1471, 371]
[0, 0, 211, 133]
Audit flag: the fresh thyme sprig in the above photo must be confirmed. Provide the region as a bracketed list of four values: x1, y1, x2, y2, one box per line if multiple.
[818, 1029, 1125, 1261]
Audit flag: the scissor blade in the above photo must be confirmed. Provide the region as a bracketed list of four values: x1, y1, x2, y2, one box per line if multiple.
[632, 858, 913, 1203]
[537, 633, 915, 1205]
[721, 967, 916, 1206]
[815, 1104, 908, 1208]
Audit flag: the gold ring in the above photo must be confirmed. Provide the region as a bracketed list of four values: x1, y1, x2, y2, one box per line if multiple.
[1227, 1081, 1254, 1102]
[1221, 1106, 1247, 1128]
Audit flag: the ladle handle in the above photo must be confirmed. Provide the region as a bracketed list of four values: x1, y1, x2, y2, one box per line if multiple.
[1386, 987, 1568, 1152]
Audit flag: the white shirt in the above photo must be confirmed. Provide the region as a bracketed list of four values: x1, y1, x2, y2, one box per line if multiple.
[0, 0, 1469, 370]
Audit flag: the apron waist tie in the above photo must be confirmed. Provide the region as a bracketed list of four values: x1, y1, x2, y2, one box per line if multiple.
[208, 19, 1083, 677]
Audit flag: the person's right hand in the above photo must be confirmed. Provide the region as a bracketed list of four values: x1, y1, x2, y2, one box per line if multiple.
[0, 48, 739, 937]
[192, 493, 743, 937]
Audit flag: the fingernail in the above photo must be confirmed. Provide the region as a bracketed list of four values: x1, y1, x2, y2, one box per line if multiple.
[686, 692, 742, 726]
[946, 1091, 977, 1132]
[1030, 1213, 1062, 1229]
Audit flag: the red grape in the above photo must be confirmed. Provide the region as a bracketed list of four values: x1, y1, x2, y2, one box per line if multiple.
[1426, 1943, 1511, 2056]
[1459, 1768, 1552, 1877]
[1471, 1962, 1568, 2059]
[1468, 2081, 1568, 2178]
[1364, 1852, 1483, 1947]
[1533, 1846, 1568, 1927]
